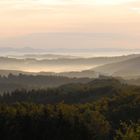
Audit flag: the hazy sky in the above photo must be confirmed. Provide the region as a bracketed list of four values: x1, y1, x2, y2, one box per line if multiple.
[0, 0, 140, 50]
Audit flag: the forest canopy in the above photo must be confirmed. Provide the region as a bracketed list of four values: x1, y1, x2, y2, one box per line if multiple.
[0, 78, 140, 139]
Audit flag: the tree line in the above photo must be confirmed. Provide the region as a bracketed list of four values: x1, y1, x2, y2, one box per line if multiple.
[0, 78, 140, 139]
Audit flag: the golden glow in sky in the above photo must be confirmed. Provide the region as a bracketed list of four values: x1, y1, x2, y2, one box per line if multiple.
[34, 0, 136, 5]
[0, 0, 140, 49]
[0, 0, 138, 6]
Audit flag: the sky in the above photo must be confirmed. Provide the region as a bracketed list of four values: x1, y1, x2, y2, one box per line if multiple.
[0, 0, 140, 51]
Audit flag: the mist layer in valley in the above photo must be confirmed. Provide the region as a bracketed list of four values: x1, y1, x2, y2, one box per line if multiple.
[0, 53, 140, 94]
[0, 53, 139, 78]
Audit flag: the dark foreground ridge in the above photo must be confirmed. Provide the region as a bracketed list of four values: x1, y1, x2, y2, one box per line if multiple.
[0, 78, 140, 139]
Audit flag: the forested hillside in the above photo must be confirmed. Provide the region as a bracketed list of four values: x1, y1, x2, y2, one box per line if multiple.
[0, 74, 91, 94]
[0, 78, 140, 139]
[0, 78, 126, 104]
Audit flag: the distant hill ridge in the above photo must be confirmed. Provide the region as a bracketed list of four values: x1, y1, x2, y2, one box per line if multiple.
[94, 56, 140, 78]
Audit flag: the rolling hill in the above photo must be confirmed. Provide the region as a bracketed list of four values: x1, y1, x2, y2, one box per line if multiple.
[93, 56, 140, 78]
[0, 77, 125, 104]
[0, 74, 92, 94]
